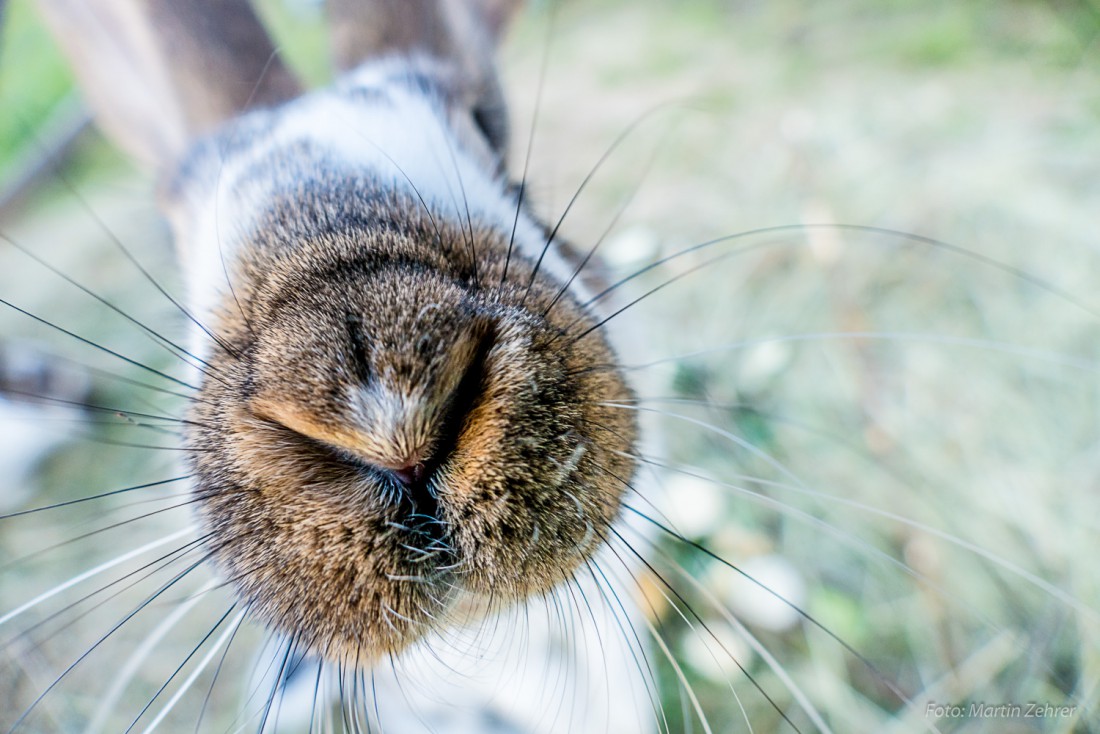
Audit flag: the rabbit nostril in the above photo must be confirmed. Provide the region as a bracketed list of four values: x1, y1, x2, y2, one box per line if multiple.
[391, 462, 427, 488]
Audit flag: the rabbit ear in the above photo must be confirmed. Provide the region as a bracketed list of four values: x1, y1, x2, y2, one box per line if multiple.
[328, 0, 521, 69]
[34, 0, 301, 168]
[328, 0, 523, 154]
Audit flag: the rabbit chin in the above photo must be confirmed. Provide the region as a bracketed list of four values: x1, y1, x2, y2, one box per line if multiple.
[184, 349, 637, 663]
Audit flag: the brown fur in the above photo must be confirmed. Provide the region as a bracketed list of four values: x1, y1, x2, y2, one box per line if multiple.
[187, 192, 637, 664]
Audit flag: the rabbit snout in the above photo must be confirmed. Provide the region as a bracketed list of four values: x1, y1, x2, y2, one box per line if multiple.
[183, 225, 638, 665]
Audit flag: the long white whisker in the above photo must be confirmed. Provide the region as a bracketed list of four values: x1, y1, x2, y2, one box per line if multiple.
[585, 557, 671, 734]
[88, 578, 220, 733]
[142, 607, 249, 734]
[0, 527, 194, 629]
[635, 586, 716, 734]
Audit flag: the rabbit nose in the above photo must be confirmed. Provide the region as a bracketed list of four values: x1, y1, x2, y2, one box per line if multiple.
[391, 461, 427, 487]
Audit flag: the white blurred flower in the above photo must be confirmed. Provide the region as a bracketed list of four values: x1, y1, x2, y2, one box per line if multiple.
[725, 554, 806, 633]
[602, 225, 660, 269]
[681, 617, 753, 683]
[662, 470, 728, 539]
[739, 337, 793, 390]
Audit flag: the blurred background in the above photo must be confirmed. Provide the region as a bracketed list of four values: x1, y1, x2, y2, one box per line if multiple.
[1, 0, 1098, 731]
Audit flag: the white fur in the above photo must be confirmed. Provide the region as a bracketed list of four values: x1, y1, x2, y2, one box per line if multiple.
[264, 523, 657, 734]
[174, 57, 585, 348]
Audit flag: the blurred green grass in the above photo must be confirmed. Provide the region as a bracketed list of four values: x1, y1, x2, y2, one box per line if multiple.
[0, 0, 71, 168]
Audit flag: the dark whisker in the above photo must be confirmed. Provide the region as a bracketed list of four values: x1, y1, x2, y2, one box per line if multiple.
[308, 657, 324, 734]
[1, 496, 201, 576]
[623, 503, 916, 711]
[123, 604, 238, 732]
[575, 223, 1100, 342]
[0, 295, 199, 390]
[438, 128, 481, 289]
[79, 363, 199, 403]
[77, 204, 242, 362]
[5, 535, 209, 651]
[84, 414, 182, 438]
[605, 523, 805, 734]
[540, 132, 665, 319]
[502, 0, 559, 286]
[567, 239, 772, 344]
[6, 555, 211, 733]
[611, 401, 1097, 621]
[0, 386, 206, 427]
[644, 537, 836, 733]
[622, 333, 1098, 374]
[0, 475, 189, 521]
[583, 558, 671, 734]
[523, 101, 689, 306]
[209, 45, 300, 347]
[195, 602, 251, 734]
[256, 637, 297, 734]
[140, 606, 250, 731]
[223, 635, 291, 734]
[0, 229, 224, 378]
[589, 524, 720, 733]
[2, 107, 243, 360]
[68, 435, 205, 452]
[330, 114, 452, 259]
[569, 569, 616, 731]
